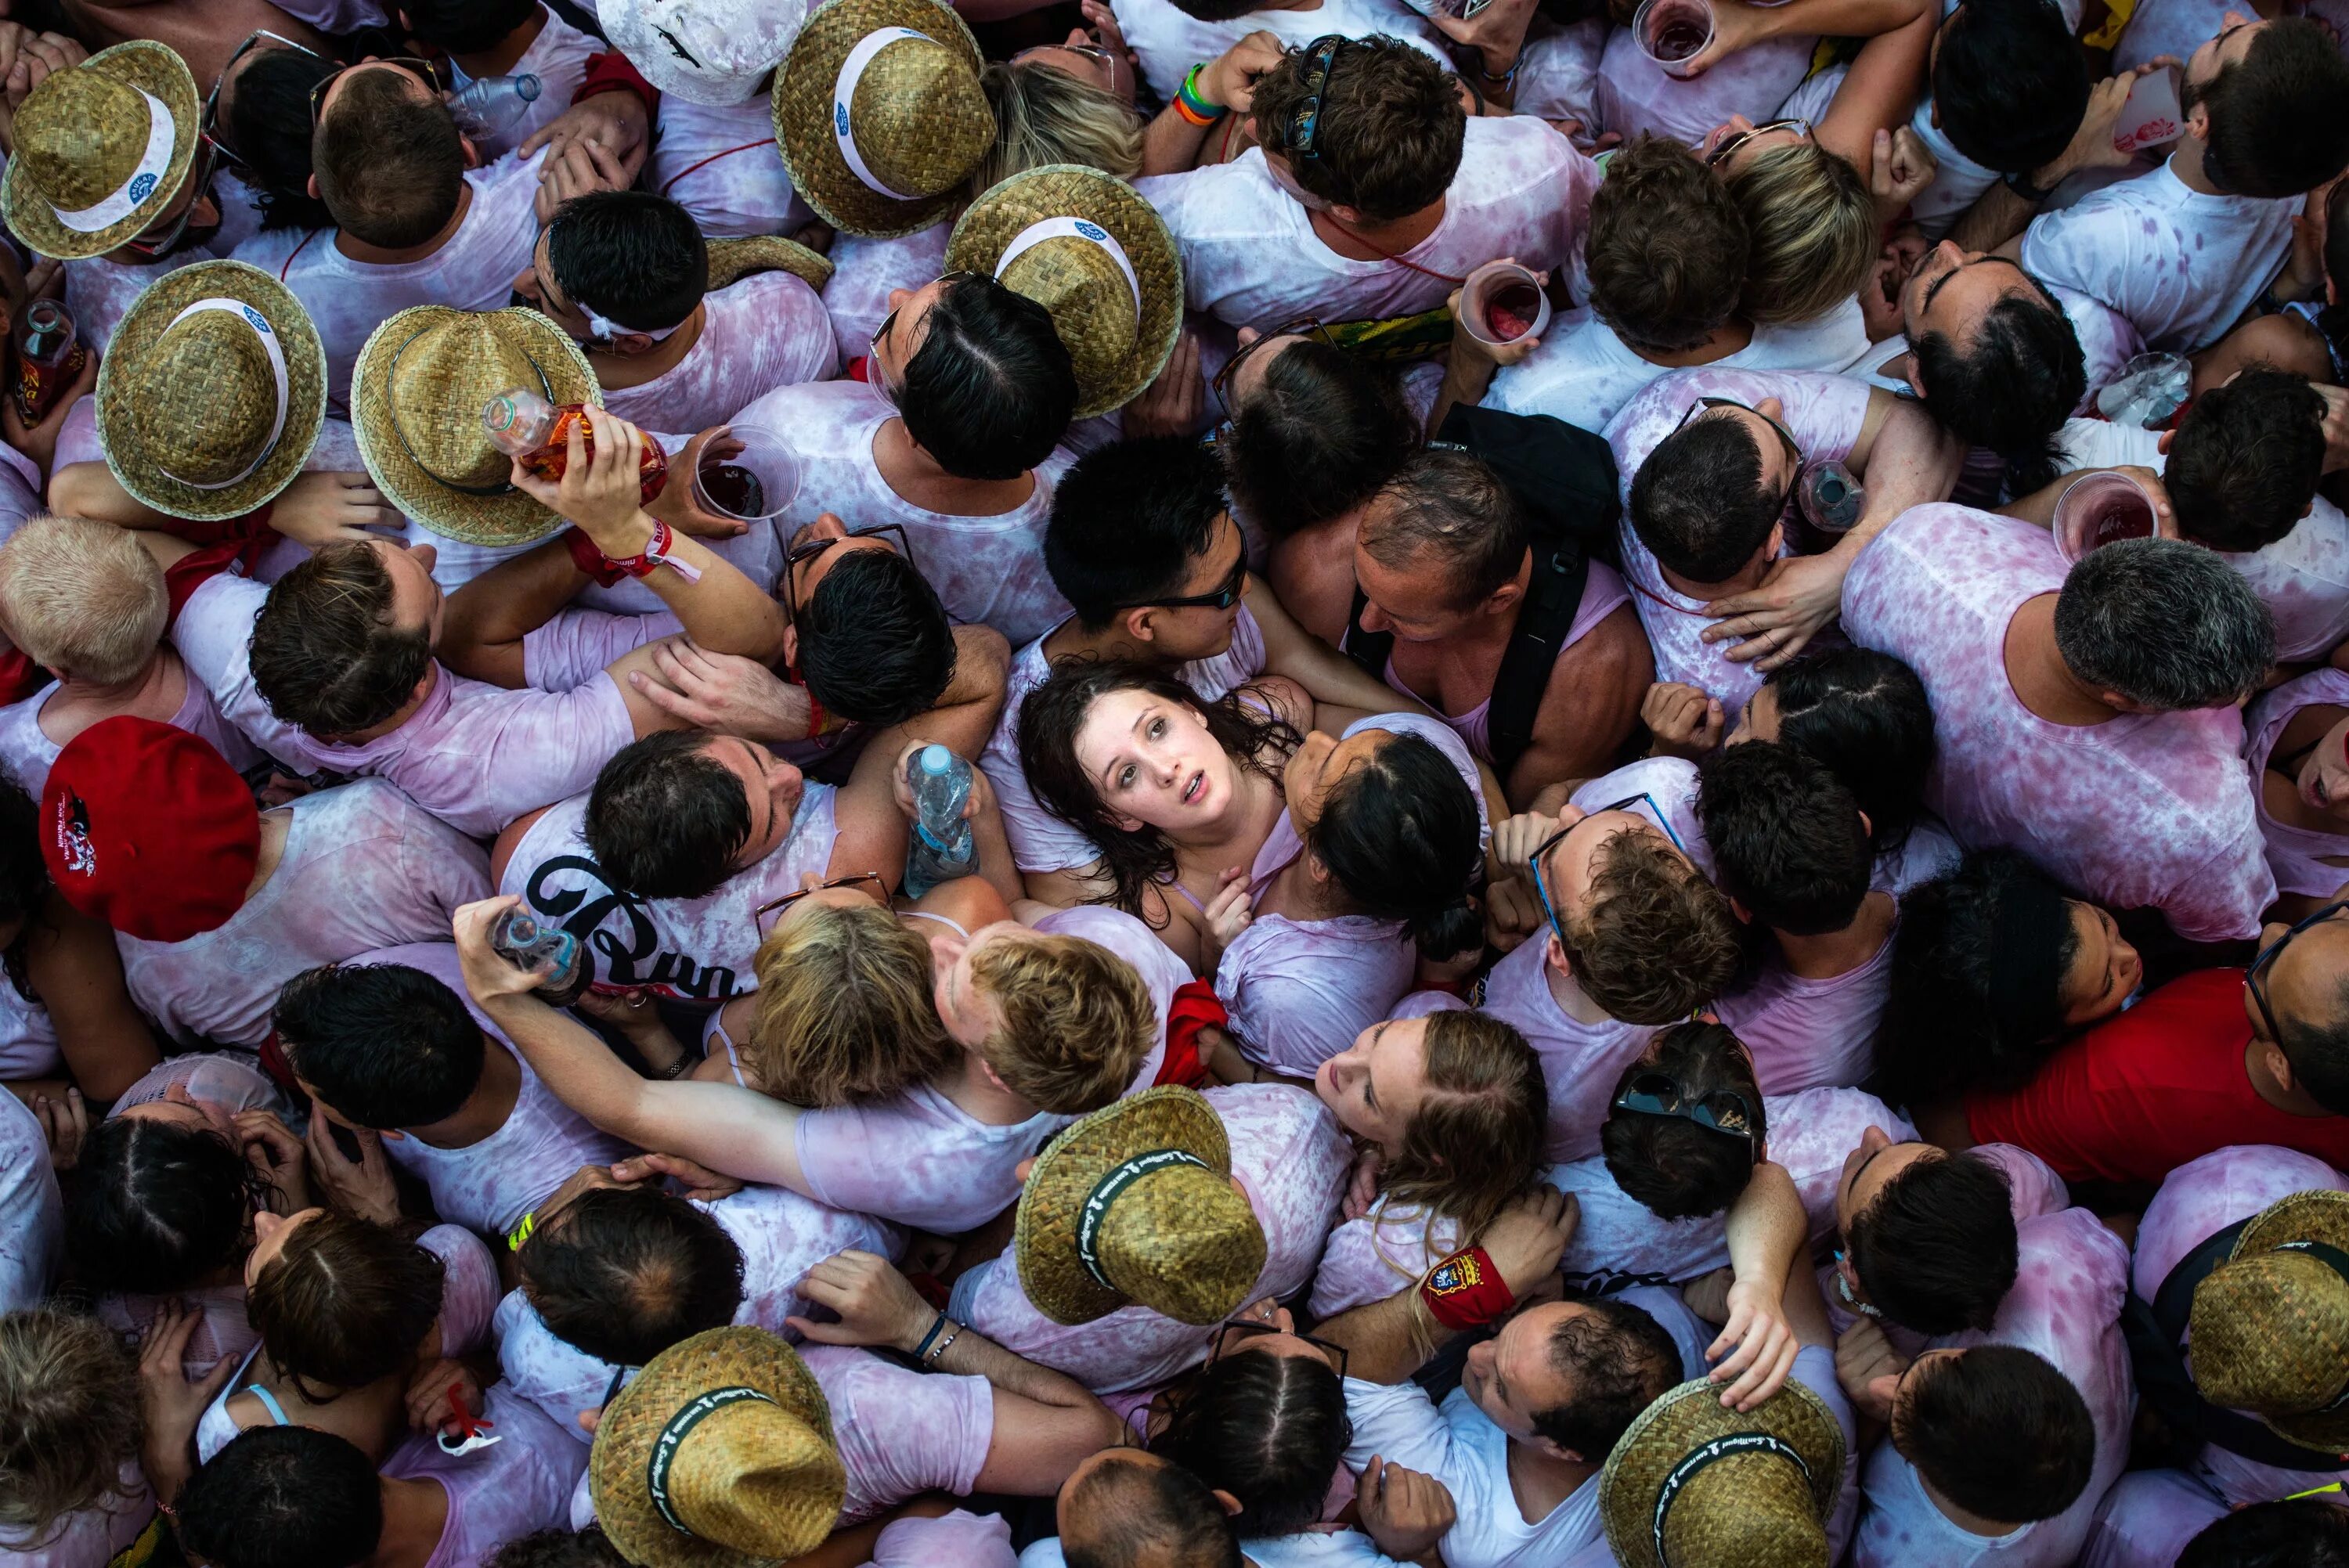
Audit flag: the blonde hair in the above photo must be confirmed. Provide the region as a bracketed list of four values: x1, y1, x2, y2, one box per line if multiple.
[1725, 141, 1876, 326]
[972, 931, 1156, 1113]
[973, 59, 1144, 196]
[0, 1308, 143, 1546]
[0, 515, 168, 685]
[749, 903, 958, 1105]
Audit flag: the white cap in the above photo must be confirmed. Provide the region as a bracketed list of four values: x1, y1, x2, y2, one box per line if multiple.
[603, 0, 810, 105]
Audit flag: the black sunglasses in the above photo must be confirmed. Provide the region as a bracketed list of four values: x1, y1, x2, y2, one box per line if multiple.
[204, 28, 324, 164]
[1109, 548, 1246, 615]
[1612, 1072, 1759, 1152]
[1286, 37, 1342, 161]
[752, 871, 892, 941]
[2248, 899, 2349, 1046]
[1210, 316, 1337, 419]
[309, 56, 449, 131]
[774, 524, 915, 622]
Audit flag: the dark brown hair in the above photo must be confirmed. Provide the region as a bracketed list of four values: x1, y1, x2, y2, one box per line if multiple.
[311, 67, 465, 247]
[250, 542, 434, 737]
[247, 1212, 445, 1403]
[1560, 830, 1741, 1023]
[1586, 135, 1749, 354]
[1249, 38, 1464, 222]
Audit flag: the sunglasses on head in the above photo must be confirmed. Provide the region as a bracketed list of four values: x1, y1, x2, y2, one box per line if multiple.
[204, 28, 324, 163]
[308, 56, 449, 132]
[752, 871, 891, 942]
[1285, 36, 1343, 162]
[1526, 793, 1690, 958]
[1210, 316, 1337, 419]
[1209, 1317, 1349, 1382]
[1612, 1072, 1759, 1151]
[2247, 898, 2349, 1045]
[1704, 117, 1810, 168]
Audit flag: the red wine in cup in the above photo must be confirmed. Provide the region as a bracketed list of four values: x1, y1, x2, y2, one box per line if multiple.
[698, 461, 767, 518]
[2089, 499, 2152, 550]
[1651, 17, 1706, 59]
[1485, 283, 1542, 341]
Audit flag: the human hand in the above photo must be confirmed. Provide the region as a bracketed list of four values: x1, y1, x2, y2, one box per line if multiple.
[630, 639, 811, 744]
[644, 427, 749, 539]
[1426, 0, 1537, 80]
[2104, 463, 2178, 530]
[31, 1086, 82, 1170]
[303, 1098, 400, 1226]
[234, 1107, 313, 1216]
[786, 1249, 938, 1353]
[508, 406, 653, 550]
[612, 1150, 746, 1203]
[2318, 384, 2349, 475]
[1869, 124, 1937, 215]
[1200, 31, 1285, 116]
[1200, 867, 1254, 964]
[575, 986, 667, 1038]
[454, 895, 547, 1005]
[1641, 681, 1725, 759]
[1698, 551, 1849, 669]
[2044, 63, 2172, 183]
[138, 1299, 238, 1505]
[1835, 1315, 1906, 1423]
[1077, 0, 1143, 92]
[1341, 1145, 1384, 1221]
[1482, 866, 1544, 953]
[1706, 1277, 1798, 1411]
[1357, 1456, 1457, 1561]
[1680, 0, 1767, 75]
[404, 1359, 484, 1438]
[5, 30, 84, 110]
[2282, 177, 2340, 298]
[532, 136, 631, 225]
[1489, 808, 1564, 878]
[521, 91, 650, 181]
[0, 331, 93, 474]
[267, 471, 401, 548]
[1481, 1184, 1577, 1297]
[1445, 260, 1546, 371]
[1122, 332, 1206, 439]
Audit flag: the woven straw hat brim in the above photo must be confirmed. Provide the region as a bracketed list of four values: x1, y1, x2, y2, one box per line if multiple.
[96, 260, 326, 521]
[946, 165, 1182, 420]
[2219, 1189, 2349, 1452]
[2, 41, 199, 261]
[773, 0, 988, 240]
[350, 304, 599, 548]
[707, 233, 836, 292]
[1014, 1084, 1234, 1325]
[1599, 1377, 1846, 1568]
[591, 1327, 842, 1568]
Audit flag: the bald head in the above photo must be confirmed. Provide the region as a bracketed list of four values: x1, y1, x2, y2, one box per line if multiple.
[2260, 916, 2349, 1114]
[1059, 1451, 1240, 1568]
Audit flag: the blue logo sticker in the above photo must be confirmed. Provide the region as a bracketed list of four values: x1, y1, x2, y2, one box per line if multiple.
[834, 103, 850, 134]
[1075, 220, 1108, 241]
[127, 172, 157, 204]
[242, 305, 270, 333]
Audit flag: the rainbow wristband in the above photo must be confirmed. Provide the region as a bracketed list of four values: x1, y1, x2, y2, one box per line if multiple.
[1420, 1245, 1516, 1330]
[1174, 64, 1223, 125]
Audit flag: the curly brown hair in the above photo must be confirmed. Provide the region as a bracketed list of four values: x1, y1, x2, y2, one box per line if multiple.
[1560, 830, 1741, 1024]
[1248, 36, 1464, 222]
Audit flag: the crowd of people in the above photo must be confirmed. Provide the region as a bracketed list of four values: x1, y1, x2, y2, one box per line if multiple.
[0, 0, 2345, 1562]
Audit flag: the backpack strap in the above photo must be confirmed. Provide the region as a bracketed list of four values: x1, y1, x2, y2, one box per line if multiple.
[1483, 540, 1589, 779]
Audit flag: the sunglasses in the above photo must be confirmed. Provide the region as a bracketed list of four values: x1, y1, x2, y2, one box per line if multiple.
[773, 523, 913, 622]
[119, 135, 219, 259]
[1016, 38, 1132, 101]
[867, 271, 987, 403]
[1109, 548, 1247, 615]
[1210, 316, 1337, 419]
[1527, 793, 1690, 959]
[1209, 1317, 1350, 1382]
[1286, 36, 1343, 162]
[204, 28, 325, 163]
[1612, 1072, 1759, 1151]
[752, 871, 891, 942]
[309, 56, 449, 132]
[2247, 898, 2349, 1046]
[1703, 117, 1811, 168]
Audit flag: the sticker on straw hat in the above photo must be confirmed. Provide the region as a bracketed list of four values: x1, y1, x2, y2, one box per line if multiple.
[155, 299, 290, 490]
[996, 214, 1142, 319]
[1073, 1147, 1209, 1291]
[1650, 1431, 1811, 1564]
[51, 86, 179, 233]
[832, 28, 930, 200]
[644, 1385, 777, 1533]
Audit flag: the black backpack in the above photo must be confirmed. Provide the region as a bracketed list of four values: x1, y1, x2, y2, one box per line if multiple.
[1341, 403, 1620, 777]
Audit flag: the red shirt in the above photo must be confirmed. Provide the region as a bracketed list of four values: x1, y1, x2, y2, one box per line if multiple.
[1967, 967, 2349, 1187]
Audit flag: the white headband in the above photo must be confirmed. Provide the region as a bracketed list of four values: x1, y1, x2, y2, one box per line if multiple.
[832, 27, 928, 200]
[51, 85, 178, 233]
[995, 214, 1141, 319]
[582, 304, 684, 344]
[156, 299, 290, 490]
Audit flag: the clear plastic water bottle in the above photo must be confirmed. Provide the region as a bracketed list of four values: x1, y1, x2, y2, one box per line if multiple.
[903, 744, 978, 899]
[2095, 352, 2192, 429]
[489, 907, 588, 1007]
[446, 73, 543, 139]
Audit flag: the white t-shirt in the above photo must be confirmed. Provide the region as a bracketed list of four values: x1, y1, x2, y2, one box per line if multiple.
[731, 379, 1077, 645]
[603, 271, 839, 435]
[120, 780, 493, 1046]
[1109, 0, 1450, 100]
[0, 1087, 59, 1311]
[233, 149, 551, 406]
[1592, 24, 1817, 148]
[2056, 415, 2349, 662]
[1023, 1528, 1411, 1568]
[649, 96, 811, 239]
[1485, 301, 1870, 434]
[173, 573, 637, 840]
[1134, 116, 1594, 331]
[0, 664, 261, 803]
[2244, 667, 2349, 899]
[876, 1509, 1019, 1568]
[1844, 504, 2272, 940]
[2080, 1468, 2230, 1568]
[1712, 928, 1895, 1095]
[823, 225, 951, 369]
[2019, 157, 2296, 353]
[1603, 368, 1874, 715]
[1474, 932, 1654, 1165]
[64, 251, 208, 358]
[452, 9, 601, 162]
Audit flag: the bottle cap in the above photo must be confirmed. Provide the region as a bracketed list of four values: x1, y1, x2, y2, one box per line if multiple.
[918, 744, 951, 775]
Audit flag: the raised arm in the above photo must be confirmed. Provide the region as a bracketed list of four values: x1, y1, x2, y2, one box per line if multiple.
[439, 533, 592, 687]
[1244, 575, 1434, 726]
[1682, 0, 1929, 76]
[1140, 32, 1283, 177]
[1704, 1158, 1806, 1410]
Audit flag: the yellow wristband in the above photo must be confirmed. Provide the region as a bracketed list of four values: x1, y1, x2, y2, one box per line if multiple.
[507, 1211, 537, 1252]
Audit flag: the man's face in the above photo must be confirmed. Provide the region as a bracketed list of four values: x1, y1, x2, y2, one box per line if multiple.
[2185, 13, 2264, 104]
[1462, 1302, 1586, 1449]
[1533, 804, 1689, 959]
[1126, 510, 1247, 665]
[870, 276, 952, 401]
[701, 734, 807, 870]
[375, 537, 444, 648]
[1900, 240, 2040, 379]
[1352, 496, 1511, 643]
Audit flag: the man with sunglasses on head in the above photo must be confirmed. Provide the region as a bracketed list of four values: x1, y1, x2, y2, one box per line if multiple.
[1603, 366, 1963, 715]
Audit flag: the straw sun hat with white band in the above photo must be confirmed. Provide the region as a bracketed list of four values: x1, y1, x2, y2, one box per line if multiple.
[96, 261, 326, 523]
[2, 41, 200, 261]
[947, 164, 1182, 420]
[773, 0, 994, 239]
[1599, 1377, 1848, 1568]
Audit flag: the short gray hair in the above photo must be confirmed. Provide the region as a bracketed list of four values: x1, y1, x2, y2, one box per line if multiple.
[2052, 538, 2274, 709]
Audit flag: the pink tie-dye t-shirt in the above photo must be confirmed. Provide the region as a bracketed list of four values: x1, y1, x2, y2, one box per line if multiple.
[2080, 1468, 2231, 1568]
[958, 1083, 1351, 1393]
[1842, 503, 2271, 941]
[1591, 25, 1818, 146]
[648, 96, 811, 239]
[121, 780, 493, 1047]
[803, 1345, 997, 1523]
[871, 1509, 1018, 1568]
[603, 270, 839, 435]
[497, 783, 841, 1004]
[1712, 928, 1894, 1094]
[399, 1390, 588, 1568]
[1603, 369, 1873, 715]
[1853, 1207, 2135, 1568]
[795, 1085, 1067, 1235]
[2243, 668, 2349, 899]
[824, 225, 952, 369]
[0, 961, 60, 1080]
[0, 662, 262, 802]
[0, 1087, 58, 1310]
[1475, 935, 1656, 1165]
[985, 608, 1268, 874]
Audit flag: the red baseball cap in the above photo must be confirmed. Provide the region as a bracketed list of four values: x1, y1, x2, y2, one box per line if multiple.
[42, 716, 261, 943]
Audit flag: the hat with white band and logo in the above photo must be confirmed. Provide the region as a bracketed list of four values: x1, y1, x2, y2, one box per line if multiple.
[2, 41, 200, 261]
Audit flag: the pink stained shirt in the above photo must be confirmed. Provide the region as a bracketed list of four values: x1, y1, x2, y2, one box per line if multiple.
[1602, 368, 1874, 716]
[448, 8, 599, 162]
[2243, 667, 2349, 899]
[120, 780, 492, 1047]
[521, 606, 684, 694]
[1217, 713, 1488, 1076]
[174, 573, 637, 840]
[496, 782, 841, 1004]
[0, 961, 60, 1080]
[871, 1509, 1018, 1568]
[1133, 116, 1594, 332]
[0, 1085, 59, 1310]
[984, 608, 1268, 874]
[1712, 928, 1896, 1094]
[0, 661, 262, 801]
[1852, 1206, 2136, 1568]
[1474, 930, 1656, 1165]
[404, 1390, 589, 1568]
[350, 942, 633, 1235]
[1842, 503, 2271, 941]
[731, 379, 1077, 645]
[649, 96, 812, 239]
[957, 1083, 1351, 1393]
[2080, 1469, 2231, 1568]
[822, 225, 951, 368]
[1591, 25, 1818, 146]
[602, 269, 840, 435]
[803, 1344, 998, 1524]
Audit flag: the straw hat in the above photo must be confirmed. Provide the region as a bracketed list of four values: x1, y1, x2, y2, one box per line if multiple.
[2, 41, 199, 261]
[603, 0, 810, 106]
[707, 234, 835, 292]
[772, 0, 992, 240]
[1013, 1084, 1265, 1327]
[96, 261, 325, 521]
[2188, 1189, 2349, 1456]
[1600, 1378, 1847, 1568]
[349, 304, 599, 548]
[947, 166, 1182, 420]
[589, 1326, 845, 1568]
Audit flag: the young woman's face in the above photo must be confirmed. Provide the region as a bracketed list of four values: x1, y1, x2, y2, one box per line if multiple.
[2056, 900, 2142, 1026]
[1070, 689, 1239, 835]
[1314, 1015, 1431, 1148]
[116, 1080, 240, 1142]
[2295, 712, 2349, 821]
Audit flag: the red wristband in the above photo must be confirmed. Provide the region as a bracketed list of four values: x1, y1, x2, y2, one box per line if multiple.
[1155, 979, 1229, 1088]
[563, 525, 626, 587]
[573, 50, 658, 114]
[1421, 1246, 1515, 1331]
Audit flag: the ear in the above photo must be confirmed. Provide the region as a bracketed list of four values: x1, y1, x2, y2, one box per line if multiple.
[1899, 350, 1925, 400]
[1485, 576, 1526, 615]
[975, 1053, 1012, 1094]
[613, 332, 659, 355]
[2156, 428, 2175, 455]
[1212, 1489, 1244, 1518]
[576, 1407, 604, 1435]
[460, 135, 482, 171]
[1546, 928, 1572, 978]
[2265, 1040, 2297, 1092]
[2186, 99, 2211, 142]
[2097, 689, 2136, 713]
[306, 172, 323, 199]
[1305, 850, 1335, 887]
[1856, 809, 1873, 840]
[1525, 1434, 1584, 1465]
[1329, 204, 1369, 227]
[1123, 607, 1159, 646]
[1727, 895, 1753, 926]
[780, 623, 800, 669]
[1764, 521, 1785, 561]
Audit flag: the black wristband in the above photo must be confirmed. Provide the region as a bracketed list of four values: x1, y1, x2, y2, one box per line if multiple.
[2003, 167, 2055, 204]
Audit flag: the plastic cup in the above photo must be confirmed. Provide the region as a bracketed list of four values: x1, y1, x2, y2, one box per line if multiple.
[2053, 470, 2171, 564]
[1635, 0, 1715, 77]
[1459, 261, 1552, 348]
[2113, 67, 2183, 156]
[691, 424, 800, 524]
